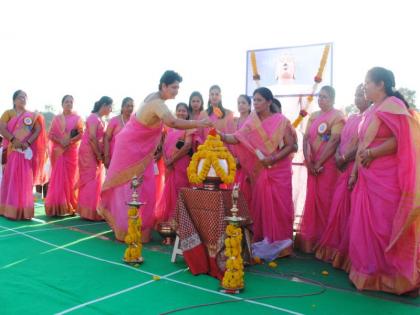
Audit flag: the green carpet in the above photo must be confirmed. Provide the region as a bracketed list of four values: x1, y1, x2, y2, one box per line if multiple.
[0, 204, 418, 315]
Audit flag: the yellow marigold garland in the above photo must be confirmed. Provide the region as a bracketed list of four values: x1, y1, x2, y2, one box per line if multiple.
[222, 224, 244, 289]
[123, 206, 143, 262]
[187, 134, 236, 184]
[292, 44, 331, 128]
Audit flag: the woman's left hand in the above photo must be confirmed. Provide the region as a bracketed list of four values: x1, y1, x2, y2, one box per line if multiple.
[359, 148, 374, 168]
[313, 161, 324, 174]
[21, 141, 29, 150]
[261, 155, 274, 168]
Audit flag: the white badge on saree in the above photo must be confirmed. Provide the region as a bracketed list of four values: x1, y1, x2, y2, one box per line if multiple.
[23, 117, 33, 126]
[317, 122, 327, 135]
[15, 147, 33, 160]
[24, 148, 33, 160]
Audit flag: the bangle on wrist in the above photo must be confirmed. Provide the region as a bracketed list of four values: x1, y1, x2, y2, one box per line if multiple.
[367, 149, 371, 157]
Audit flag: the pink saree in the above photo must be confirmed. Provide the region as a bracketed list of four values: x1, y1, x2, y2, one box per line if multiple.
[0, 110, 47, 220]
[234, 112, 294, 254]
[45, 113, 83, 216]
[295, 109, 345, 253]
[155, 128, 191, 223]
[232, 116, 252, 209]
[198, 110, 235, 144]
[348, 97, 420, 294]
[154, 130, 166, 215]
[315, 114, 363, 271]
[106, 115, 124, 160]
[77, 114, 105, 221]
[100, 116, 162, 241]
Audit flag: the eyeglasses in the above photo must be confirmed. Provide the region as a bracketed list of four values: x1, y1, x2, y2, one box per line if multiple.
[318, 95, 329, 100]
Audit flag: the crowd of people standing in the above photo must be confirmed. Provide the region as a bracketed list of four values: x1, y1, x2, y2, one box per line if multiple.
[0, 68, 418, 295]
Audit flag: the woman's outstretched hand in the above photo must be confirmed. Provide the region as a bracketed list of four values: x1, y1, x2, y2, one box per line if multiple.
[197, 119, 212, 128]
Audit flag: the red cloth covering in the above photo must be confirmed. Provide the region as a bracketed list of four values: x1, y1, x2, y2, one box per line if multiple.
[176, 188, 250, 279]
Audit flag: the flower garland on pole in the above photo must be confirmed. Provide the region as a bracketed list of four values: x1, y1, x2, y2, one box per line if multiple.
[221, 184, 245, 293]
[250, 51, 261, 88]
[292, 44, 331, 128]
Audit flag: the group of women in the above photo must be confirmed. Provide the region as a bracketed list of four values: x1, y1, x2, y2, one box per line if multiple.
[0, 68, 418, 295]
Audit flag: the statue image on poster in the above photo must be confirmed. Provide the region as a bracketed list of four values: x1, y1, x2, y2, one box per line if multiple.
[245, 43, 333, 219]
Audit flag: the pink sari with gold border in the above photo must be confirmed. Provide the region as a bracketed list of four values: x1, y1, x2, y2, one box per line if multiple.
[45, 113, 83, 216]
[295, 109, 345, 253]
[155, 128, 191, 223]
[348, 97, 420, 294]
[77, 114, 105, 221]
[232, 116, 252, 210]
[106, 115, 124, 160]
[315, 114, 363, 271]
[0, 110, 47, 220]
[100, 115, 162, 241]
[234, 112, 294, 254]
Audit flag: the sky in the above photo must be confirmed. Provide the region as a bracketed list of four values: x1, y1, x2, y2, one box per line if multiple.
[0, 0, 418, 119]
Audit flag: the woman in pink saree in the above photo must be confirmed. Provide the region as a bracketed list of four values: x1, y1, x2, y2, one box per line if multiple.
[188, 91, 204, 121]
[0, 90, 47, 220]
[232, 95, 252, 209]
[198, 85, 235, 144]
[347, 67, 420, 294]
[295, 86, 345, 253]
[77, 96, 113, 221]
[103, 97, 134, 168]
[45, 95, 83, 216]
[315, 85, 370, 271]
[155, 103, 192, 230]
[99, 71, 211, 242]
[221, 87, 296, 256]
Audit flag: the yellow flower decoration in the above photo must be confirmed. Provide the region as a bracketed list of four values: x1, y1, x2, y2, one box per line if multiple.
[212, 106, 223, 118]
[123, 206, 143, 262]
[222, 223, 244, 290]
[187, 134, 236, 185]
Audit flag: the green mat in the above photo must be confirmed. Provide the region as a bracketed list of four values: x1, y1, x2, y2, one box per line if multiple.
[0, 204, 418, 315]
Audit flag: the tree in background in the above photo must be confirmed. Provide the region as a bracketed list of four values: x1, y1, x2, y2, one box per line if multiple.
[398, 87, 417, 109]
[345, 87, 417, 116]
[344, 103, 358, 116]
[40, 104, 56, 131]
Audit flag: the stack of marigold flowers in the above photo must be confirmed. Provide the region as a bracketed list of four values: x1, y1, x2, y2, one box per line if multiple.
[222, 224, 244, 289]
[123, 206, 142, 262]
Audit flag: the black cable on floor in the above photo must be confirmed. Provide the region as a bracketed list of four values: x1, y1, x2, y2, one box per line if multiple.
[160, 268, 327, 315]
